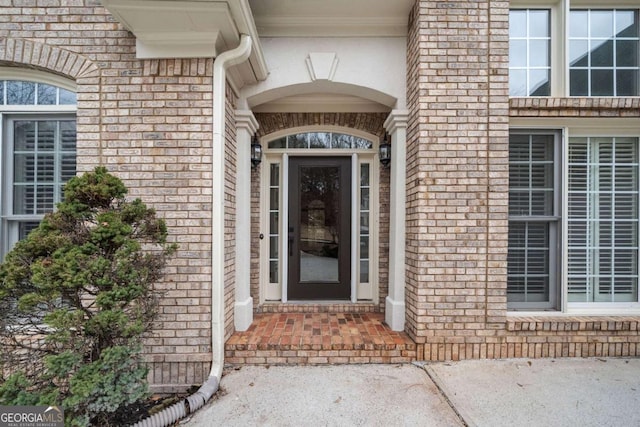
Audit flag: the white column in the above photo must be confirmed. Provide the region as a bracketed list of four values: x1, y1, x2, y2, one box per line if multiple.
[234, 110, 259, 331]
[384, 110, 409, 331]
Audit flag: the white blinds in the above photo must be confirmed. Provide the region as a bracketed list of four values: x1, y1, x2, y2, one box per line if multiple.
[508, 133, 556, 305]
[567, 137, 639, 302]
[12, 120, 77, 217]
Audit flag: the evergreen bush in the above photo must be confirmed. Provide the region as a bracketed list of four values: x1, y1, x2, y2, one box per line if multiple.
[0, 167, 176, 426]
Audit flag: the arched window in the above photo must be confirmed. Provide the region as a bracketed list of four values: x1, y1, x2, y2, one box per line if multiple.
[0, 79, 77, 258]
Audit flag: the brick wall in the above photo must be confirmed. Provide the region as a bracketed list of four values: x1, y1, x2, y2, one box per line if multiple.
[0, 0, 224, 392]
[406, 0, 510, 345]
[406, 0, 640, 361]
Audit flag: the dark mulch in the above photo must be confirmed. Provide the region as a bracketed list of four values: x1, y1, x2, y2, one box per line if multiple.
[108, 387, 198, 426]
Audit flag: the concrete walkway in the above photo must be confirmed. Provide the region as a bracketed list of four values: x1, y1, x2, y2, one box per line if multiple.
[182, 358, 640, 427]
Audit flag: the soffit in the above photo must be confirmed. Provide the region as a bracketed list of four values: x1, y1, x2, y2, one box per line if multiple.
[101, 0, 268, 86]
[248, 0, 415, 37]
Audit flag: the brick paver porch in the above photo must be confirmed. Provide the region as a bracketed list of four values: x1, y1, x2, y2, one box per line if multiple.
[225, 313, 417, 365]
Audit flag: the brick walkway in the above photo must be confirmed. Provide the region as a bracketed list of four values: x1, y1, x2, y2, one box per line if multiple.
[225, 313, 417, 365]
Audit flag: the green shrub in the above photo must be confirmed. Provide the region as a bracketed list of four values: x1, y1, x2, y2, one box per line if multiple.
[0, 167, 176, 426]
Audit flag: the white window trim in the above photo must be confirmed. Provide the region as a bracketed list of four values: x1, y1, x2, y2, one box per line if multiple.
[510, 0, 640, 97]
[510, 119, 640, 315]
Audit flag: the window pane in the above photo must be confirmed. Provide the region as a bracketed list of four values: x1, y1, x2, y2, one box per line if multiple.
[14, 121, 36, 151]
[570, 40, 589, 67]
[289, 134, 308, 149]
[309, 132, 330, 149]
[529, 10, 549, 38]
[7, 81, 35, 105]
[570, 70, 588, 95]
[270, 163, 279, 186]
[360, 164, 370, 187]
[617, 69, 639, 96]
[268, 137, 286, 149]
[529, 69, 550, 96]
[269, 260, 278, 283]
[529, 40, 549, 67]
[591, 40, 614, 67]
[568, 137, 640, 303]
[18, 221, 40, 240]
[60, 121, 76, 151]
[359, 260, 369, 283]
[36, 185, 55, 213]
[616, 10, 639, 38]
[570, 10, 589, 38]
[37, 121, 56, 151]
[58, 88, 76, 105]
[332, 133, 353, 149]
[37, 83, 57, 105]
[509, 69, 527, 96]
[509, 10, 527, 38]
[360, 188, 369, 211]
[591, 10, 614, 38]
[591, 69, 614, 96]
[13, 154, 35, 183]
[617, 40, 638, 67]
[37, 155, 55, 182]
[509, 40, 527, 67]
[509, 9, 550, 98]
[570, 9, 639, 96]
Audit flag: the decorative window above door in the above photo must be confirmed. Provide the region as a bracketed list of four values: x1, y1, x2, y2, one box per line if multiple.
[268, 132, 374, 150]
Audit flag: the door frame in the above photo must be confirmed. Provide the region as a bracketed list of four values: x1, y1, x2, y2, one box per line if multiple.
[258, 127, 381, 304]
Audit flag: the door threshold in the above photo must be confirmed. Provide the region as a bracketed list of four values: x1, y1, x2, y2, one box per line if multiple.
[257, 301, 378, 314]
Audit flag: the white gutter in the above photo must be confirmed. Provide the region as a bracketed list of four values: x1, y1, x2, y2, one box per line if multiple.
[132, 34, 253, 427]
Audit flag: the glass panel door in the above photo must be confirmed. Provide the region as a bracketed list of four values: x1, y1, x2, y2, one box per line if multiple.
[288, 157, 351, 300]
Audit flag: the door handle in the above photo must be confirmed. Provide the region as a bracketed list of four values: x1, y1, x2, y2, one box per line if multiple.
[288, 226, 294, 256]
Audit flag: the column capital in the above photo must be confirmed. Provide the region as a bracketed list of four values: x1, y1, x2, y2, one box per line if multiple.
[235, 109, 259, 134]
[383, 109, 409, 134]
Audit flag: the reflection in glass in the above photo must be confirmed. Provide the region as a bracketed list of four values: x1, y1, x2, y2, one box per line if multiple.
[569, 9, 640, 96]
[299, 166, 340, 282]
[7, 81, 35, 105]
[37, 83, 57, 105]
[508, 9, 551, 96]
[268, 164, 280, 284]
[309, 132, 330, 148]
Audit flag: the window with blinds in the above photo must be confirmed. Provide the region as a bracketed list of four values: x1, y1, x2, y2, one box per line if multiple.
[567, 137, 639, 303]
[508, 132, 560, 309]
[1, 80, 76, 259]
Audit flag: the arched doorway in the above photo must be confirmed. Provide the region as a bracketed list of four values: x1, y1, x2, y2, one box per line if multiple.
[259, 128, 381, 304]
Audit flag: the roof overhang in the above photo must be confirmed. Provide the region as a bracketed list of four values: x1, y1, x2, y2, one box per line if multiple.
[101, 0, 268, 87]
[248, 0, 415, 37]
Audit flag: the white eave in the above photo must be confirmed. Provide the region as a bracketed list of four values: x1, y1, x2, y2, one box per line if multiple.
[248, 0, 415, 37]
[101, 0, 268, 87]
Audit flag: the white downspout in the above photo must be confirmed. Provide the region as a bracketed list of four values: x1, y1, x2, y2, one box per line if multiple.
[209, 32, 253, 379]
[132, 34, 253, 427]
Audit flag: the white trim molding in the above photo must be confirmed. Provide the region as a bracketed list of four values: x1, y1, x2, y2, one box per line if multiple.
[384, 109, 409, 331]
[234, 110, 259, 331]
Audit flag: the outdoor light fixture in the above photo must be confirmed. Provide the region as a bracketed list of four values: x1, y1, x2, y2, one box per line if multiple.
[379, 134, 391, 168]
[251, 134, 262, 168]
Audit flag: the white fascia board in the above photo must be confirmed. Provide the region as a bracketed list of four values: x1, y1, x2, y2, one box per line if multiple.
[102, 0, 269, 85]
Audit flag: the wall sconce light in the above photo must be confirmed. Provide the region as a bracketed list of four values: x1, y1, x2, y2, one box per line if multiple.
[251, 134, 262, 168]
[379, 134, 391, 168]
